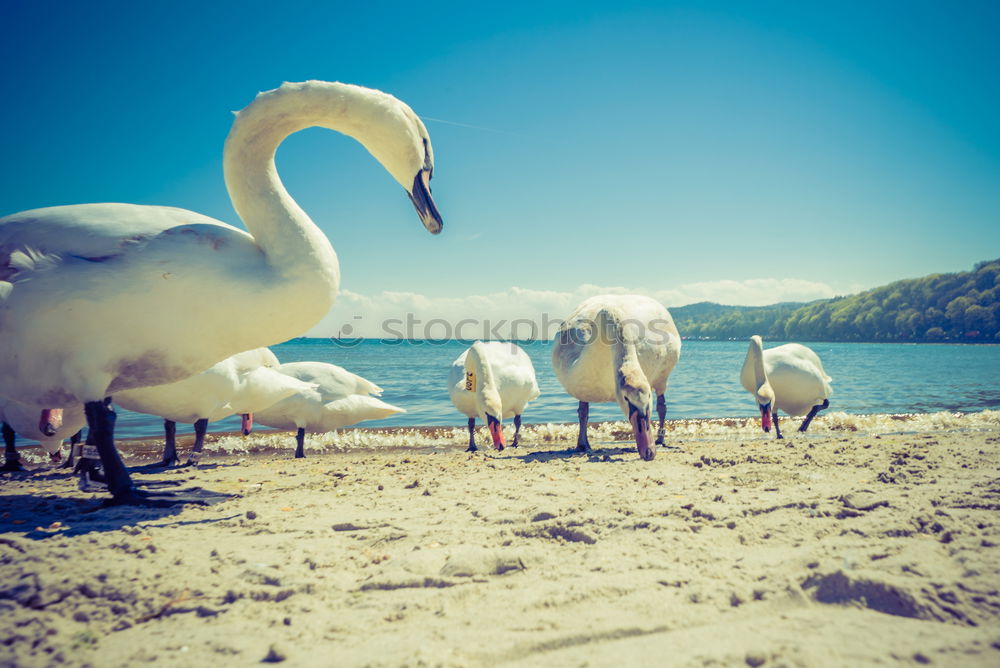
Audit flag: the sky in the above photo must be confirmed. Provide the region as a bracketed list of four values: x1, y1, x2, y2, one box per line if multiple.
[2, 0, 998, 336]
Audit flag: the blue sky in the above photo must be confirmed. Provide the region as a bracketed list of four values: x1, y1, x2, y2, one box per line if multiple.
[2, 0, 998, 330]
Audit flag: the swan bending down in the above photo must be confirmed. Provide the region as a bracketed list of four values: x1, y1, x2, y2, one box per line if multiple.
[1, 401, 85, 470]
[552, 295, 682, 461]
[740, 335, 832, 439]
[0, 81, 442, 504]
[115, 348, 315, 466]
[254, 362, 405, 457]
[448, 341, 540, 451]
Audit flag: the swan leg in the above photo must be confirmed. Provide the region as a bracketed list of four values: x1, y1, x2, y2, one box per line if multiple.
[185, 418, 208, 466]
[294, 428, 306, 458]
[576, 402, 591, 452]
[655, 394, 666, 446]
[512, 415, 522, 448]
[84, 400, 229, 506]
[83, 399, 134, 498]
[798, 399, 829, 432]
[62, 429, 83, 469]
[151, 420, 179, 468]
[1, 422, 25, 472]
[772, 411, 783, 440]
[465, 418, 478, 452]
[74, 423, 106, 487]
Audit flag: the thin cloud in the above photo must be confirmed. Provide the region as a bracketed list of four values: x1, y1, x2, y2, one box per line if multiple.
[306, 278, 851, 339]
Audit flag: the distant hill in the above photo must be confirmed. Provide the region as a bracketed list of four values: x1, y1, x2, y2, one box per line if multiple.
[671, 258, 1000, 342]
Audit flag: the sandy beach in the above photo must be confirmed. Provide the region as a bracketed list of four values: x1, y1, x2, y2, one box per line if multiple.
[2, 411, 999, 667]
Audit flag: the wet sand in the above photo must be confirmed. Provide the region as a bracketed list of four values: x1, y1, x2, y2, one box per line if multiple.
[2, 412, 1000, 667]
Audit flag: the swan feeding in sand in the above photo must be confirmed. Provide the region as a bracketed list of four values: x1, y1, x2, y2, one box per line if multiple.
[552, 295, 682, 460]
[0, 81, 442, 504]
[448, 341, 540, 451]
[740, 335, 832, 438]
[254, 362, 405, 457]
[115, 348, 315, 466]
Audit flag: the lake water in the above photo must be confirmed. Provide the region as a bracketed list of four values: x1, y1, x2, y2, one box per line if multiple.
[110, 339, 1000, 440]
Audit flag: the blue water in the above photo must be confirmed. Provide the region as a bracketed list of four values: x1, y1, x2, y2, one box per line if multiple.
[110, 339, 1000, 440]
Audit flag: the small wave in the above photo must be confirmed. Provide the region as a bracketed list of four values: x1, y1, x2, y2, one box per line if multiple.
[9, 410, 998, 464]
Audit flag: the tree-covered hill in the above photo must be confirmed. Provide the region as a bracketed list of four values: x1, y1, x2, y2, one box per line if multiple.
[671, 258, 1000, 342]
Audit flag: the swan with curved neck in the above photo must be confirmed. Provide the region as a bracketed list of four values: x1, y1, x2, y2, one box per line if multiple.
[553, 295, 681, 461]
[0, 81, 443, 504]
[740, 335, 832, 439]
[448, 341, 540, 451]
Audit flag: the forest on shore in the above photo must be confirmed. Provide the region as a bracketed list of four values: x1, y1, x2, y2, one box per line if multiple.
[672, 258, 1000, 342]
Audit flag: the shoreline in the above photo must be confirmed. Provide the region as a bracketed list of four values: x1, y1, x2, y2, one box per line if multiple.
[9, 410, 1000, 465]
[2, 411, 999, 666]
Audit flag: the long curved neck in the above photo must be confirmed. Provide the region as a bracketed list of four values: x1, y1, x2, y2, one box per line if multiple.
[596, 309, 644, 395]
[223, 83, 385, 283]
[747, 338, 767, 390]
[465, 344, 498, 401]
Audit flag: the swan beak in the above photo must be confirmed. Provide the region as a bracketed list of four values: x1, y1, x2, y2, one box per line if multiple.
[408, 169, 443, 234]
[49, 450, 63, 464]
[759, 404, 772, 433]
[486, 414, 505, 451]
[39, 409, 63, 437]
[241, 413, 253, 436]
[628, 403, 655, 461]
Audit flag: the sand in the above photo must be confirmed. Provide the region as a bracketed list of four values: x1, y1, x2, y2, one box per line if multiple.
[2, 411, 1000, 667]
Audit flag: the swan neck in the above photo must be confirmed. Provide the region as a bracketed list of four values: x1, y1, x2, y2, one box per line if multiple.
[748, 338, 767, 390]
[596, 310, 643, 394]
[465, 344, 498, 398]
[223, 85, 370, 281]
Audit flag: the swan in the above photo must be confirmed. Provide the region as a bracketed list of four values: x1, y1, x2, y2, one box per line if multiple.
[552, 295, 682, 460]
[254, 361, 405, 457]
[740, 335, 832, 438]
[448, 341, 540, 451]
[1, 401, 85, 470]
[0, 81, 442, 504]
[114, 348, 315, 466]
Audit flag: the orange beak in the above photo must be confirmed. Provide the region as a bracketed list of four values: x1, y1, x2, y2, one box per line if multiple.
[39, 408, 63, 437]
[760, 405, 772, 432]
[486, 415, 505, 450]
[628, 404, 655, 461]
[241, 413, 253, 436]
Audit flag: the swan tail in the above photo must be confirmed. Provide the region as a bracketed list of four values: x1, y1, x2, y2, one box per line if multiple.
[1, 247, 61, 283]
[323, 396, 405, 426]
[351, 374, 384, 397]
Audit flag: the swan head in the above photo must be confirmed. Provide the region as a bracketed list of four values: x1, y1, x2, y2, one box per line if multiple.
[478, 389, 505, 450]
[335, 83, 443, 234]
[618, 377, 654, 461]
[755, 383, 775, 432]
[241, 413, 253, 436]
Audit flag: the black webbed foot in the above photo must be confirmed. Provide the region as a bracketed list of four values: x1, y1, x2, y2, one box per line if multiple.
[1, 459, 27, 472]
[134, 458, 180, 472]
[465, 444, 478, 453]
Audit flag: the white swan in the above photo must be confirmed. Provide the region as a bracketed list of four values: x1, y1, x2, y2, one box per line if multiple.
[552, 295, 682, 460]
[1, 401, 85, 470]
[254, 362, 405, 457]
[448, 341, 540, 451]
[115, 348, 315, 466]
[740, 335, 832, 438]
[0, 81, 442, 504]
